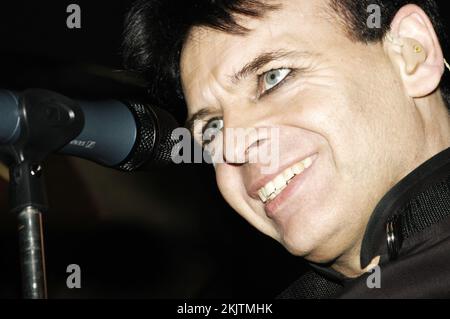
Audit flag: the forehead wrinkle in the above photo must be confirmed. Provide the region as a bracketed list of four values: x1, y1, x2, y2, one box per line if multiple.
[182, 29, 241, 101]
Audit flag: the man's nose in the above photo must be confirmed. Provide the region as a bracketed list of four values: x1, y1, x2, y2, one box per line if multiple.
[222, 126, 269, 165]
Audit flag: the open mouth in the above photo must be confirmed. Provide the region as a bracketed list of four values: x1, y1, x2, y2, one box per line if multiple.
[257, 154, 316, 204]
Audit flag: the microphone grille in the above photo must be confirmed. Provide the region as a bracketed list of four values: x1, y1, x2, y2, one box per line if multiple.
[149, 106, 180, 167]
[118, 102, 179, 171]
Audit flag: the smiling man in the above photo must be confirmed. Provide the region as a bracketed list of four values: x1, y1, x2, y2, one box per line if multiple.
[123, 0, 450, 298]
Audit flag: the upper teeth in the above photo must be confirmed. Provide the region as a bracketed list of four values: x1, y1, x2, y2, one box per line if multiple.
[258, 156, 314, 203]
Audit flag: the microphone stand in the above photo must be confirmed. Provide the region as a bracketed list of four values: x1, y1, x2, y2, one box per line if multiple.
[11, 162, 48, 298]
[0, 89, 84, 298]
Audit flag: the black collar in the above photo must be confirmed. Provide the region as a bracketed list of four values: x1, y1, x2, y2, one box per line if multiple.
[360, 146, 450, 268]
[310, 147, 450, 280]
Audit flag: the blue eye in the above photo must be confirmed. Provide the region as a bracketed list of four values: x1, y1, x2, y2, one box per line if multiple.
[202, 117, 223, 144]
[261, 68, 291, 94]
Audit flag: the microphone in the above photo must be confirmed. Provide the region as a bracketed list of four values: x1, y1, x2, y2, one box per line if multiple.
[0, 89, 179, 171]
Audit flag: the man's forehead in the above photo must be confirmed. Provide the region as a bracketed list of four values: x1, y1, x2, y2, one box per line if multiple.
[181, 32, 306, 113]
[180, 0, 340, 113]
[180, 0, 333, 76]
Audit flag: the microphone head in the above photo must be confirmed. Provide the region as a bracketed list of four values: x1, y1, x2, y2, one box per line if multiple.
[117, 102, 179, 171]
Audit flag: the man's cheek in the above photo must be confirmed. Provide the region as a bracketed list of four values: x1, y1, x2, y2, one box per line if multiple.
[215, 166, 249, 213]
[215, 166, 237, 201]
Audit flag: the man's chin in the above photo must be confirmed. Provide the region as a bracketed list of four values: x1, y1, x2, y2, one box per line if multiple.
[280, 234, 340, 265]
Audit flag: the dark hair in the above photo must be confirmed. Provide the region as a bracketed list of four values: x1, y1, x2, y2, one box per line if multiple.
[122, 0, 450, 114]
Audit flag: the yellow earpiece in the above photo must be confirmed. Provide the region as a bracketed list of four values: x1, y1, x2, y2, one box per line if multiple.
[387, 32, 450, 74]
[401, 37, 427, 74]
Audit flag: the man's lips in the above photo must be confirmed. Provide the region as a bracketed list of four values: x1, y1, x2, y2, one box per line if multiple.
[248, 153, 318, 202]
[264, 154, 318, 220]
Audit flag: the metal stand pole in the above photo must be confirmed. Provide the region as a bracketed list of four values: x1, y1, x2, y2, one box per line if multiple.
[9, 160, 49, 299]
[17, 206, 47, 299]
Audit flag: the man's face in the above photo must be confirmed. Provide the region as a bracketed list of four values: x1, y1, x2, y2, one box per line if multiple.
[180, 0, 426, 263]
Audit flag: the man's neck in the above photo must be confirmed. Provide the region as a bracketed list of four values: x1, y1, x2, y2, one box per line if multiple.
[417, 91, 450, 152]
[331, 239, 380, 278]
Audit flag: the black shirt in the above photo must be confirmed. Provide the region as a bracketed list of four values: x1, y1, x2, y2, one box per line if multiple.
[279, 147, 450, 298]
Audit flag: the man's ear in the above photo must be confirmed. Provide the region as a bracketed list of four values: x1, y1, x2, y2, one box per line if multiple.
[385, 4, 445, 98]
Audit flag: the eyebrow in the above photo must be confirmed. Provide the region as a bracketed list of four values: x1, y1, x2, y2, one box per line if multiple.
[185, 49, 313, 133]
[231, 49, 309, 83]
[185, 107, 216, 134]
